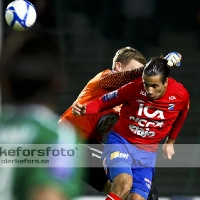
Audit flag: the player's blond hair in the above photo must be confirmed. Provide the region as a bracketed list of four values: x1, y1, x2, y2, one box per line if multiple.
[112, 47, 147, 70]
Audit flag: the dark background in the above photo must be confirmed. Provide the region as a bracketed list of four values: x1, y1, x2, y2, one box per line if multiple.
[1, 0, 200, 197]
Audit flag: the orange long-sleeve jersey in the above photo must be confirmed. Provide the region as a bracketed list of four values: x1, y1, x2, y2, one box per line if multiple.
[59, 68, 143, 141]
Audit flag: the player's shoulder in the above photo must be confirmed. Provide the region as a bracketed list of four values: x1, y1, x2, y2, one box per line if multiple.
[120, 77, 142, 92]
[100, 69, 113, 78]
[128, 76, 142, 86]
[83, 70, 111, 92]
[169, 78, 188, 91]
[168, 77, 189, 98]
[88, 69, 111, 84]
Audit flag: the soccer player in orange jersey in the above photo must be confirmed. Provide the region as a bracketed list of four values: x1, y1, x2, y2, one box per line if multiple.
[60, 47, 147, 142]
[59, 47, 181, 198]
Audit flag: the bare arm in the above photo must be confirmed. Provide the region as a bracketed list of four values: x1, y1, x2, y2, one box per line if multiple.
[162, 137, 175, 160]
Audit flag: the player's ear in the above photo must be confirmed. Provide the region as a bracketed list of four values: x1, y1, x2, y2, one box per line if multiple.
[115, 62, 122, 72]
[164, 77, 168, 87]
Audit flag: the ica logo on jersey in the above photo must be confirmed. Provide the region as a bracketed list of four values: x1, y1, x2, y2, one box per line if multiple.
[128, 104, 165, 138]
[138, 104, 164, 119]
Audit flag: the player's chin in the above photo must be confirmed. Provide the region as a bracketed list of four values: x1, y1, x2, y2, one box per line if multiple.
[149, 95, 159, 100]
[147, 96, 155, 101]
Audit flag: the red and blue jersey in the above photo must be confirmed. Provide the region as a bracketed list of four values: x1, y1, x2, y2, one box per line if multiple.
[85, 77, 190, 151]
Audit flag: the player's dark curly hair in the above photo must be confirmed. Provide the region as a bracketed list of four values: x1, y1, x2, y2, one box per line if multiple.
[143, 57, 171, 84]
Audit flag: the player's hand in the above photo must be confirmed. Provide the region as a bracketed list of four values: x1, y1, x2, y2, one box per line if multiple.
[162, 143, 175, 160]
[72, 101, 86, 116]
[164, 52, 182, 67]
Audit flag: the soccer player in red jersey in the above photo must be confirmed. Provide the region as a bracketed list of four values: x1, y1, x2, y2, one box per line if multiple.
[59, 48, 181, 198]
[73, 57, 189, 200]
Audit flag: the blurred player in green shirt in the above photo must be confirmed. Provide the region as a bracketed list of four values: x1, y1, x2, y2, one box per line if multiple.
[0, 31, 84, 200]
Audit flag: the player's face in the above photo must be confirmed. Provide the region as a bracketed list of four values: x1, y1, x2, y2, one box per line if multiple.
[115, 59, 144, 72]
[142, 74, 168, 100]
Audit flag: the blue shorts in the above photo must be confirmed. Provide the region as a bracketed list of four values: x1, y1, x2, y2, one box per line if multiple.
[102, 131, 157, 200]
